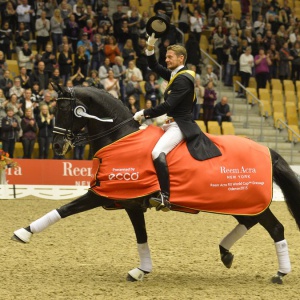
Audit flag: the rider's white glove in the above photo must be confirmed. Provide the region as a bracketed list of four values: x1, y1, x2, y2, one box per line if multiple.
[147, 33, 158, 47]
[133, 109, 144, 121]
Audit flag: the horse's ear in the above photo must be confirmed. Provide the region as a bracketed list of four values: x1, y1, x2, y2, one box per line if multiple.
[51, 81, 64, 93]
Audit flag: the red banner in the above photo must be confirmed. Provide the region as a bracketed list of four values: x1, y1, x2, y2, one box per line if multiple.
[5, 159, 93, 186]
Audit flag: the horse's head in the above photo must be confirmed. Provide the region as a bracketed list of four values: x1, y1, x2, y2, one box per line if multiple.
[52, 84, 138, 156]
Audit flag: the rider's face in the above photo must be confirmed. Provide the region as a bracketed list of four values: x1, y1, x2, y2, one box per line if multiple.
[165, 50, 183, 70]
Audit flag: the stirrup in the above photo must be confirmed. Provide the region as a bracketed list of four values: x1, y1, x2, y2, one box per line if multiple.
[149, 193, 171, 212]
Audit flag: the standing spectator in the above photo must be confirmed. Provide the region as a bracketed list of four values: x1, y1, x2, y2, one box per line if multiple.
[118, 20, 131, 53]
[9, 78, 25, 101]
[74, 45, 89, 77]
[203, 81, 217, 127]
[178, 0, 193, 34]
[50, 68, 61, 86]
[145, 72, 160, 107]
[16, 0, 35, 30]
[185, 33, 201, 74]
[41, 44, 57, 79]
[238, 46, 254, 97]
[278, 42, 294, 82]
[112, 56, 126, 102]
[126, 74, 142, 104]
[18, 41, 35, 75]
[45, 0, 57, 20]
[58, 35, 73, 54]
[0, 70, 13, 99]
[290, 42, 300, 81]
[224, 45, 239, 87]
[135, 37, 149, 80]
[98, 57, 111, 83]
[1, 106, 20, 158]
[30, 61, 49, 93]
[19, 88, 35, 111]
[35, 11, 50, 54]
[76, 32, 92, 62]
[193, 77, 204, 120]
[37, 104, 53, 159]
[189, 9, 203, 43]
[90, 34, 105, 71]
[122, 39, 136, 68]
[70, 69, 85, 86]
[112, 4, 127, 44]
[83, 19, 96, 42]
[15, 22, 30, 55]
[213, 25, 226, 66]
[253, 14, 265, 37]
[65, 14, 80, 53]
[268, 43, 279, 79]
[21, 107, 37, 158]
[207, 1, 219, 26]
[139, 10, 150, 39]
[50, 9, 65, 55]
[0, 50, 7, 79]
[86, 70, 103, 89]
[104, 36, 121, 65]
[241, 0, 250, 20]
[6, 93, 23, 125]
[58, 0, 72, 22]
[254, 48, 272, 93]
[252, 0, 263, 23]
[0, 89, 8, 138]
[213, 96, 232, 126]
[128, 10, 140, 52]
[98, 6, 112, 28]
[58, 43, 73, 85]
[103, 69, 120, 99]
[0, 21, 12, 59]
[1, 1, 17, 34]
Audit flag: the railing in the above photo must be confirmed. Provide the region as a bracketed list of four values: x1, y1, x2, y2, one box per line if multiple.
[275, 119, 300, 164]
[233, 80, 265, 141]
[200, 49, 222, 98]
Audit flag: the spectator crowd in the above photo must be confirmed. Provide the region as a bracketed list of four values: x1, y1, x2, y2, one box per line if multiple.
[0, 0, 299, 158]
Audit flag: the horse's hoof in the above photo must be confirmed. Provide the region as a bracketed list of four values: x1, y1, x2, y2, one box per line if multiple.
[127, 268, 149, 282]
[12, 228, 32, 243]
[271, 271, 286, 284]
[221, 252, 234, 269]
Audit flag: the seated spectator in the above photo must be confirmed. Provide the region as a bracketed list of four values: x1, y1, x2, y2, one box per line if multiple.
[31, 82, 44, 108]
[103, 69, 120, 99]
[291, 42, 300, 81]
[1, 106, 20, 158]
[77, 32, 93, 62]
[86, 70, 104, 89]
[125, 60, 143, 83]
[21, 107, 37, 158]
[0, 70, 13, 99]
[41, 44, 57, 78]
[202, 65, 218, 87]
[203, 81, 217, 127]
[141, 99, 156, 125]
[144, 72, 160, 107]
[126, 74, 142, 104]
[122, 39, 136, 68]
[50, 68, 62, 86]
[213, 96, 232, 126]
[0, 88, 8, 138]
[18, 41, 35, 75]
[0, 50, 8, 79]
[17, 66, 31, 90]
[70, 68, 85, 86]
[35, 10, 50, 53]
[83, 19, 96, 41]
[127, 95, 139, 115]
[37, 104, 54, 159]
[9, 77, 25, 101]
[253, 14, 265, 37]
[20, 89, 36, 111]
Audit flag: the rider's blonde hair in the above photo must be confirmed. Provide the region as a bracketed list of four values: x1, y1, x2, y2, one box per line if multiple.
[167, 44, 187, 64]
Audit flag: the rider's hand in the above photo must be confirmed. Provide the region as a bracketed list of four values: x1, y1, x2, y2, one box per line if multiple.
[147, 33, 158, 47]
[133, 109, 144, 121]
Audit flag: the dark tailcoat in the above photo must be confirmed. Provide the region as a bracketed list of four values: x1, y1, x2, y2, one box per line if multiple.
[143, 54, 221, 160]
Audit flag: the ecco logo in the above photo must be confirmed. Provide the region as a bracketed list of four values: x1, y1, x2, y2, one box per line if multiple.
[108, 172, 139, 181]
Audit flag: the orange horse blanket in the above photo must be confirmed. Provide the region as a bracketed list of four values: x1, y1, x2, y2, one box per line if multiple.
[90, 125, 272, 215]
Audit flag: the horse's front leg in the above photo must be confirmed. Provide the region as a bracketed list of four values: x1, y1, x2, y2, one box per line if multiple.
[125, 207, 152, 282]
[12, 190, 111, 243]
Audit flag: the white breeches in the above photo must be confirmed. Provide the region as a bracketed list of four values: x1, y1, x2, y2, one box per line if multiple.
[152, 122, 184, 160]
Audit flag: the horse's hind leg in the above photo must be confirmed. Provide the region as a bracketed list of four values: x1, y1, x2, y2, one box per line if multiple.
[256, 208, 291, 284]
[219, 215, 258, 268]
[13, 190, 110, 243]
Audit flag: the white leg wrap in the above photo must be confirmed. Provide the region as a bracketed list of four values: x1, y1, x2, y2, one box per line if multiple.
[219, 224, 248, 250]
[275, 239, 291, 274]
[128, 268, 145, 281]
[30, 210, 61, 234]
[137, 243, 152, 273]
[13, 228, 32, 243]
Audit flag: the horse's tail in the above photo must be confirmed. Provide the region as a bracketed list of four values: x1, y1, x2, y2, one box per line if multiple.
[271, 148, 300, 230]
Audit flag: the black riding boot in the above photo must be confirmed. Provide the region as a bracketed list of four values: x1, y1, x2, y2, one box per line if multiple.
[149, 152, 171, 212]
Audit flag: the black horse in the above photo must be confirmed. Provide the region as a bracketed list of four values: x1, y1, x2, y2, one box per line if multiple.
[12, 86, 300, 284]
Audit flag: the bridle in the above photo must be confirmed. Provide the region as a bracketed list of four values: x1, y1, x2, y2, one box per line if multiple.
[53, 87, 133, 148]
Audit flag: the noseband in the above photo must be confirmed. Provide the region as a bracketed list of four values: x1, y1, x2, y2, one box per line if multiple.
[53, 87, 133, 147]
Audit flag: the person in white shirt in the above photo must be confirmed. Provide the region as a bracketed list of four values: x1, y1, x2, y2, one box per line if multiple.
[238, 46, 254, 98]
[16, 0, 35, 29]
[189, 9, 203, 43]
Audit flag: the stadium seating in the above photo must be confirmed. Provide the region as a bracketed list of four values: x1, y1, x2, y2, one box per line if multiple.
[272, 101, 284, 113]
[258, 88, 271, 102]
[222, 122, 235, 135]
[285, 91, 297, 104]
[6, 60, 20, 78]
[196, 120, 207, 132]
[260, 100, 272, 118]
[272, 90, 284, 103]
[273, 111, 285, 128]
[288, 125, 300, 142]
[207, 121, 221, 135]
[283, 80, 295, 93]
[271, 79, 283, 91]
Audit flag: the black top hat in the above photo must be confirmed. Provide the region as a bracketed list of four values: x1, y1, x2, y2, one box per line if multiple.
[146, 13, 170, 38]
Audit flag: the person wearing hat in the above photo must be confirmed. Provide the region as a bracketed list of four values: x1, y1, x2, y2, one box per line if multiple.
[133, 32, 221, 211]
